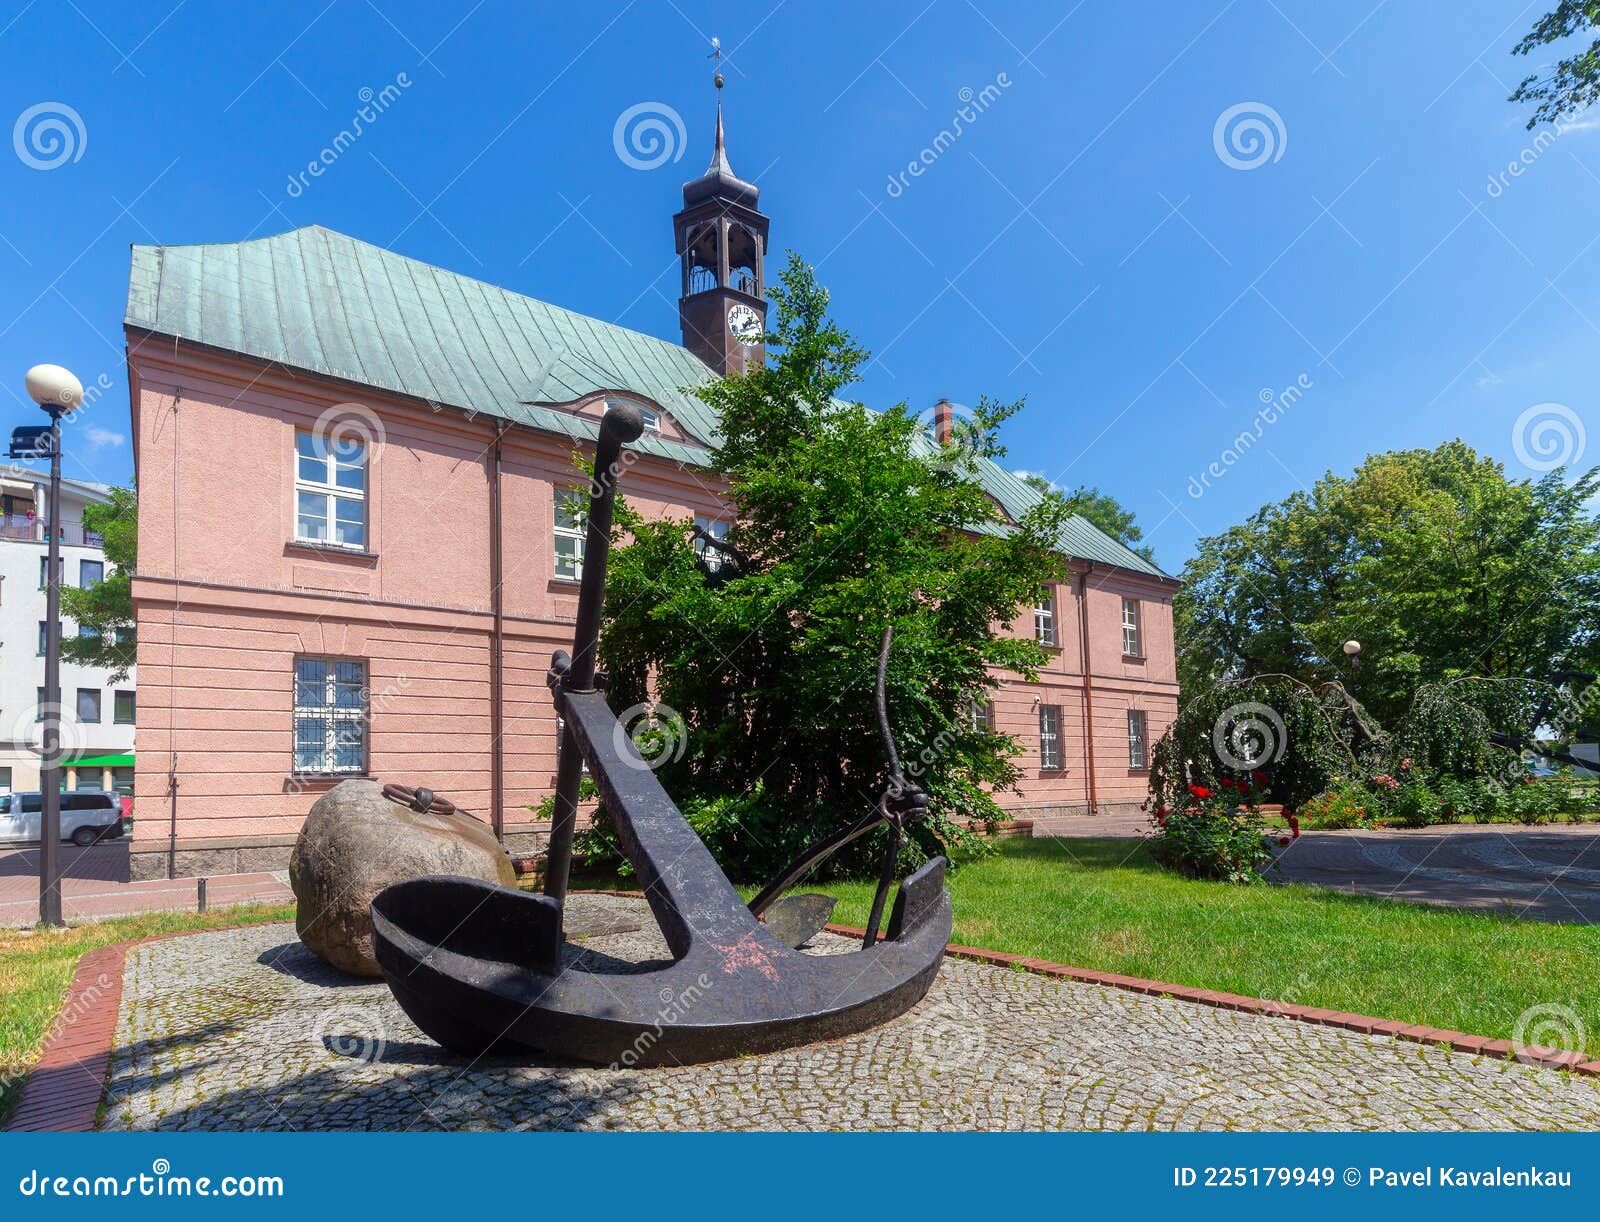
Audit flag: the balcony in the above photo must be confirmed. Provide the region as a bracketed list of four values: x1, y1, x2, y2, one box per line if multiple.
[0, 515, 103, 547]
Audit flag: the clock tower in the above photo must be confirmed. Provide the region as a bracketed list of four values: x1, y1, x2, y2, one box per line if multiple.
[673, 74, 769, 377]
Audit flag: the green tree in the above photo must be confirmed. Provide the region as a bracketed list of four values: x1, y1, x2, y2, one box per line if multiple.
[1511, 3, 1600, 127]
[592, 254, 1071, 881]
[1176, 442, 1600, 725]
[60, 486, 136, 682]
[1019, 473, 1155, 564]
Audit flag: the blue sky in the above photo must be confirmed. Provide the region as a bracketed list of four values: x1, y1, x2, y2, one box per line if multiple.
[0, 1, 1594, 572]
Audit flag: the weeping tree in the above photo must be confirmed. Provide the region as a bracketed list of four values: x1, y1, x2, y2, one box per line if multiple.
[1149, 675, 1371, 811]
[586, 254, 1071, 881]
[1150, 672, 1576, 812]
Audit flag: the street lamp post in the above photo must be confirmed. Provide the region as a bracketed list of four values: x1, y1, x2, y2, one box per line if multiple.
[17, 364, 84, 929]
[1342, 639, 1362, 670]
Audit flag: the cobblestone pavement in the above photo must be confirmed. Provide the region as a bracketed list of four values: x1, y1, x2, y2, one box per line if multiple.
[101, 896, 1600, 1132]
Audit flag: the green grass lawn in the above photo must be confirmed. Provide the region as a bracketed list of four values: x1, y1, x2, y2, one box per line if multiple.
[0, 903, 295, 1126]
[795, 838, 1600, 1056]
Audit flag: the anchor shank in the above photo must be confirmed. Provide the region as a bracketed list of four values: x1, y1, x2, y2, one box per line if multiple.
[545, 402, 646, 910]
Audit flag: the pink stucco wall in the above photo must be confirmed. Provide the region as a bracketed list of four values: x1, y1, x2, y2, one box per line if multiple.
[126, 337, 1178, 876]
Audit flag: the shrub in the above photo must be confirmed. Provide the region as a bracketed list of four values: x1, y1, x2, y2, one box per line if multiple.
[1298, 781, 1377, 829]
[1389, 778, 1442, 828]
[1504, 776, 1569, 824]
[1148, 781, 1275, 883]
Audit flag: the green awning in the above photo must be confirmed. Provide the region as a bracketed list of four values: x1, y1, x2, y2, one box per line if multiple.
[67, 753, 134, 768]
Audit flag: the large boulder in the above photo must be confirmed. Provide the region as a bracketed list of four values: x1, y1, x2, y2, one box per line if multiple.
[290, 779, 517, 977]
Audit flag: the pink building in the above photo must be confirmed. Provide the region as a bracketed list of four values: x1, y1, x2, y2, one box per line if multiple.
[121, 119, 1177, 881]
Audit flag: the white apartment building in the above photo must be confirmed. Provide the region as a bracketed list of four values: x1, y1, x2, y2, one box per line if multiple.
[0, 470, 135, 796]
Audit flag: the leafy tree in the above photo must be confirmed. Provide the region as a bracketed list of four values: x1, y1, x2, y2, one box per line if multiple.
[1019, 473, 1155, 564]
[1511, 3, 1600, 128]
[1175, 442, 1600, 725]
[590, 254, 1071, 881]
[60, 486, 136, 682]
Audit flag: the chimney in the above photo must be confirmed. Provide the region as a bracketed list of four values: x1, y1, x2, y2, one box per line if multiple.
[933, 398, 953, 444]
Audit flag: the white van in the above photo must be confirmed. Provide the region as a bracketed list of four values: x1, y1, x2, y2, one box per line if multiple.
[0, 791, 126, 846]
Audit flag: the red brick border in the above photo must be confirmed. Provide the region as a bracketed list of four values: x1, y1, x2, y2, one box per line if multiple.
[825, 922, 1600, 1079]
[8, 905, 1596, 1135]
[4, 924, 293, 1134]
[5, 943, 129, 1132]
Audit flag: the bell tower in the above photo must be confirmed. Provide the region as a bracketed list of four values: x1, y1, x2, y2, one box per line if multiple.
[673, 64, 769, 377]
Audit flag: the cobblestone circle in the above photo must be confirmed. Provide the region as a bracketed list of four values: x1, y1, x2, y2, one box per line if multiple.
[101, 895, 1600, 1131]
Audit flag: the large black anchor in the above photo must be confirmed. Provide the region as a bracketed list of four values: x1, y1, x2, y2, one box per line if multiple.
[370, 400, 953, 1066]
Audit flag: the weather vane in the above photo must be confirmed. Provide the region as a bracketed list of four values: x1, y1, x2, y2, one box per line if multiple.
[709, 34, 724, 89]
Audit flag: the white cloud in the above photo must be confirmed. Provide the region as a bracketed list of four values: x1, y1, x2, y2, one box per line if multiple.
[1012, 468, 1059, 491]
[85, 426, 124, 448]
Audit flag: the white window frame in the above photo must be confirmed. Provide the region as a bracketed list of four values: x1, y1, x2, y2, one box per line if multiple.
[1127, 709, 1147, 770]
[694, 514, 732, 573]
[554, 487, 585, 581]
[1039, 704, 1062, 771]
[294, 429, 368, 550]
[1121, 596, 1142, 658]
[1034, 591, 1057, 647]
[639, 407, 661, 432]
[293, 656, 368, 776]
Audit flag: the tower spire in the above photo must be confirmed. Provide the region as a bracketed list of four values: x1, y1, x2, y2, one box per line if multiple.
[674, 33, 770, 377]
[706, 36, 734, 178]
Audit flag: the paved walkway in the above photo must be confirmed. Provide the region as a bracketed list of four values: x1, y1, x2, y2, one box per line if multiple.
[1267, 825, 1600, 923]
[0, 843, 291, 926]
[1029, 808, 1148, 838]
[100, 895, 1600, 1131]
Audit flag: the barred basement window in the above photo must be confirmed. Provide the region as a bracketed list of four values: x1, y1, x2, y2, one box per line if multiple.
[1039, 704, 1062, 771]
[554, 488, 585, 581]
[294, 657, 367, 775]
[1034, 591, 1057, 647]
[1127, 709, 1147, 770]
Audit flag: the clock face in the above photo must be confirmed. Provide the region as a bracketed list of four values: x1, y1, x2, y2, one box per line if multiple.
[727, 303, 762, 342]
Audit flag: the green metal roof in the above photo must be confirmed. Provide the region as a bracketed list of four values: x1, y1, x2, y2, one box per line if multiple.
[125, 225, 1170, 580]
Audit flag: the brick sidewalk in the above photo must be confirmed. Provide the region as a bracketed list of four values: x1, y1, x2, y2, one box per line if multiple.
[0, 844, 291, 926]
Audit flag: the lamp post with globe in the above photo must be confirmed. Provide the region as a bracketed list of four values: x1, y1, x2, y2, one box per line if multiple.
[12, 364, 85, 927]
